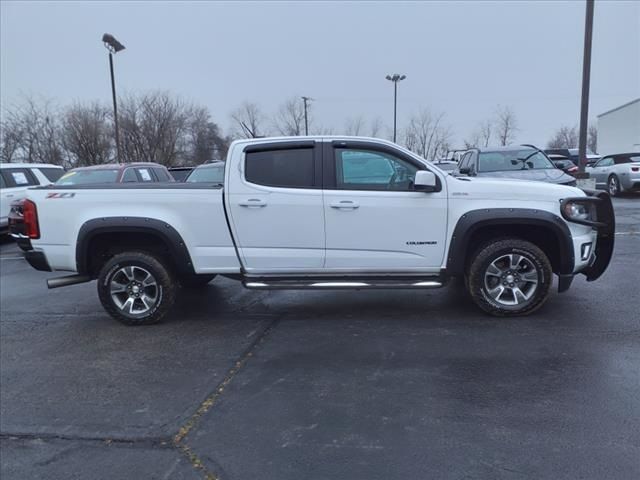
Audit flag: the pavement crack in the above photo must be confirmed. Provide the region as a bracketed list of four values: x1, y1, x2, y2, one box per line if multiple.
[172, 315, 282, 479]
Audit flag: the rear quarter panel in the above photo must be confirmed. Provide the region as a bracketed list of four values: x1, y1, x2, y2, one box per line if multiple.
[27, 187, 240, 274]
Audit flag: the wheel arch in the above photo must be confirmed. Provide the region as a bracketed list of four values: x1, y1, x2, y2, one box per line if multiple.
[446, 208, 574, 277]
[76, 217, 195, 278]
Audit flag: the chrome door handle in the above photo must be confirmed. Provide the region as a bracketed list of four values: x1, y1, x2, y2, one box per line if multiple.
[330, 200, 359, 209]
[238, 198, 267, 207]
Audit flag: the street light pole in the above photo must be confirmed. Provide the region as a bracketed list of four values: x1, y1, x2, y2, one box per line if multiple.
[301, 96, 312, 135]
[385, 74, 406, 143]
[102, 33, 126, 162]
[577, 0, 595, 176]
[107, 52, 121, 163]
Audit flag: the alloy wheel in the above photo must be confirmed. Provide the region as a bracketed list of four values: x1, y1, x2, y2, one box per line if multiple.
[109, 266, 159, 315]
[483, 254, 539, 306]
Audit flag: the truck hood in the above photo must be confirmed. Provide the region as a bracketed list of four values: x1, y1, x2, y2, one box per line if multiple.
[476, 169, 575, 185]
[445, 174, 584, 201]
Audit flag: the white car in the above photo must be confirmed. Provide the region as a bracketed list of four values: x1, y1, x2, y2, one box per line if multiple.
[586, 153, 640, 196]
[18, 137, 614, 324]
[0, 163, 65, 233]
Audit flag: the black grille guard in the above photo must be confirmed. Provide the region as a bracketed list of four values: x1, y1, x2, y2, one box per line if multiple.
[576, 190, 615, 281]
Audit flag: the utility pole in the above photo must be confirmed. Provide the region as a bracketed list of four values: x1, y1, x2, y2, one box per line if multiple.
[301, 96, 312, 135]
[577, 0, 594, 178]
[102, 34, 126, 162]
[385, 74, 406, 143]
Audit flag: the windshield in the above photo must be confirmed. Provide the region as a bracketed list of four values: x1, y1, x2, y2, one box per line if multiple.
[478, 150, 555, 172]
[186, 164, 225, 183]
[56, 169, 119, 185]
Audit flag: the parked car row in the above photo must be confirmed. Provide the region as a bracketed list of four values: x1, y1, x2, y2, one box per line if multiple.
[430, 145, 639, 197]
[2, 161, 226, 241]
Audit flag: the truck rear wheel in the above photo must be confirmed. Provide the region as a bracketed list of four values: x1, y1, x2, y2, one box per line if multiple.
[467, 238, 552, 316]
[97, 252, 176, 326]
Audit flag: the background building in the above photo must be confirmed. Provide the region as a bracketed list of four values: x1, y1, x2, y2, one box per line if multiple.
[597, 98, 640, 155]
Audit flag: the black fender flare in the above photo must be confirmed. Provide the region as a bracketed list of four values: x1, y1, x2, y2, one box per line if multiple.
[446, 208, 575, 276]
[76, 217, 195, 276]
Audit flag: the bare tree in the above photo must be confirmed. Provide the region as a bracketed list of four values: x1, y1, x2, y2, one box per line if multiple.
[369, 117, 384, 138]
[344, 115, 365, 136]
[0, 96, 65, 165]
[230, 101, 267, 138]
[1, 93, 228, 168]
[0, 109, 23, 163]
[547, 125, 578, 149]
[273, 97, 306, 136]
[403, 108, 452, 160]
[495, 105, 518, 146]
[463, 133, 480, 149]
[119, 91, 191, 166]
[61, 102, 113, 167]
[184, 106, 228, 164]
[588, 124, 598, 153]
[479, 119, 493, 147]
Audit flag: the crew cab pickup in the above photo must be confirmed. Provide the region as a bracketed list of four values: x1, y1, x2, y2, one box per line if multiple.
[19, 137, 615, 325]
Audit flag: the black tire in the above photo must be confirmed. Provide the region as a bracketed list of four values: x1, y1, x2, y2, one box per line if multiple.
[467, 238, 552, 317]
[97, 251, 176, 326]
[608, 175, 621, 197]
[179, 274, 217, 288]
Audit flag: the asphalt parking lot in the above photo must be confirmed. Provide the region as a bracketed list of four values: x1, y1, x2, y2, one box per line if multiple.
[1, 197, 639, 480]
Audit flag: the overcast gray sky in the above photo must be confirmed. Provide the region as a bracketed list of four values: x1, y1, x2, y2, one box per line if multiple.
[1, 0, 638, 148]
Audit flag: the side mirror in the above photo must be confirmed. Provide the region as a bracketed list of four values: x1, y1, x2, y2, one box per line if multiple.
[414, 170, 438, 192]
[459, 167, 471, 175]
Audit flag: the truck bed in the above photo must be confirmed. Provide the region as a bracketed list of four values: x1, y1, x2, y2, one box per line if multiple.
[27, 184, 241, 274]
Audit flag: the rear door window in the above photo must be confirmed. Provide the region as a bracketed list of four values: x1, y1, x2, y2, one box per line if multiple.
[35, 167, 65, 182]
[152, 167, 172, 182]
[245, 148, 315, 188]
[0, 174, 6, 188]
[3, 168, 39, 187]
[121, 168, 138, 182]
[136, 168, 154, 182]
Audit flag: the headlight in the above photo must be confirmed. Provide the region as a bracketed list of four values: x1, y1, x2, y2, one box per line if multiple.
[562, 201, 593, 221]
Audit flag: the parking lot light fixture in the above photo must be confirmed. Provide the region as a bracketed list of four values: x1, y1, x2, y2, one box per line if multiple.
[386, 74, 406, 143]
[102, 33, 126, 163]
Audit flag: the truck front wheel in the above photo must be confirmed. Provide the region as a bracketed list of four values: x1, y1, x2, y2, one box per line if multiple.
[97, 252, 176, 326]
[467, 239, 552, 316]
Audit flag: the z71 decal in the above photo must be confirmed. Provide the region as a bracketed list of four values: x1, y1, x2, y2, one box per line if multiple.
[46, 193, 76, 199]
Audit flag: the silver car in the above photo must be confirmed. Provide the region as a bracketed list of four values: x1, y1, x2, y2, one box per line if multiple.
[586, 153, 640, 196]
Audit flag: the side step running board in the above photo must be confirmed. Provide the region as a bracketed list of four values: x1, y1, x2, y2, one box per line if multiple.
[243, 278, 445, 290]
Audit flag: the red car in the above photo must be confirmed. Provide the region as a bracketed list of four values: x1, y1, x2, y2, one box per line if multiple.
[56, 162, 173, 185]
[9, 162, 173, 249]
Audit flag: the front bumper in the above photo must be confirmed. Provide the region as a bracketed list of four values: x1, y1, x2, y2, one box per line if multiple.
[561, 190, 615, 282]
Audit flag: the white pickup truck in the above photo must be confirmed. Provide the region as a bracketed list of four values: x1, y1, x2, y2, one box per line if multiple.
[19, 137, 615, 325]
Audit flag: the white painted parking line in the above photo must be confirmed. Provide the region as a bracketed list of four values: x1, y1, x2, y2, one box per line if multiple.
[0, 257, 24, 260]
